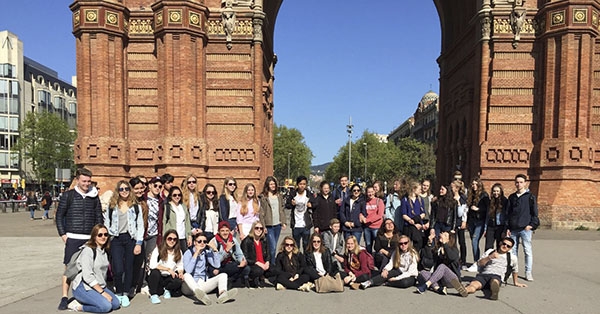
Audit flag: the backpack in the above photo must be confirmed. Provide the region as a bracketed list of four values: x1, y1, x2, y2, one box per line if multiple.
[503, 252, 513, 285]
[64, 246, 97, 284]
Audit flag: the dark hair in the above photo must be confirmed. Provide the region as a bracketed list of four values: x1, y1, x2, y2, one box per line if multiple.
[306, 233, 326, 254]
[161, 173, 174, 184]
[85, 224, 110, 250]
[129, 177, 143, 189]
[296, 175, 308, 185]
[489, 183, 504, 219]
[377, 218, 398, 237]
[319, 181, 329, 189]
[350, 184, 361, 196]
[167, 186, 182, 203]
[159, 230, 182, 262]
[515, 173, 527, 181]
[76, 167, 93, 178]
[437, 185, 457, 211]
[502, 237, 515, 247]
[339, 174, 348, 180]
[200, 183, 219, 212]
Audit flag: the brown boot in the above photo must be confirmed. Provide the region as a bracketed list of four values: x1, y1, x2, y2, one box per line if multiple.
[450, 278, 468, 297]
[350, 283, 361, 290]
[490, 280, 500, 300]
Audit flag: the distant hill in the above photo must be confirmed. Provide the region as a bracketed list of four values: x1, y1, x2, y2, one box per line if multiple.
[310, 162, 331, 174]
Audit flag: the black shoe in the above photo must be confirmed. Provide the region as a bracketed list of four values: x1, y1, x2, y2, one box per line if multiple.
[244, 278, 251, 289]
[58, 297, 69, 310]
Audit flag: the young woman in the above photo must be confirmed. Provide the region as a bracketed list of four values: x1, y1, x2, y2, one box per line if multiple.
[182, 174, 203, 236]
[199, 183, 220, 240]
[373, 181, 386, 203]
[68, 224, 120, 313]
[360, 235, 419, 290]
[313, 181, 339, 234]
[26, 190, 37, 220]
[41, 191, 53, 220]
[466, 178, 490, 267]
[163, 186, 192, 251]
[373, 218, 400, 270]
[305, 233, 338, 285]
[129, 176, 149, 295]
[183, 232, 238, 305]
[361, 186, 385, 254]
[430, 185, 457, 236]
[237, 183, 260, 240]
[104, 180, 144, 307]
[385, 179, 404, 234]
[340, 235, 373, 289]
[147, 230, 185, 304]
[401, 182, 426, 251]
[321, 218, 345, 271]
[340, 184, 366, 241]
[273, 236, 311, 291]
[219, 177, 240, 235]
[451, 180, 468, 266]
[240, 221, 271, 288]
[259, 176, 287, 264]
[485, 183, 508, 251]
[286, 176, 314, 252]
[416, 231, 468, 296]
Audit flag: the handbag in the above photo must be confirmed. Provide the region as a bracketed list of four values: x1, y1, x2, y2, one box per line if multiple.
[315, 273, 344, 293]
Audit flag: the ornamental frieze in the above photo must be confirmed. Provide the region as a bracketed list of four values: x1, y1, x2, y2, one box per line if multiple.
[493, 18, 536, 35]
[128, 19, 153, 35]
[207, 20, 254, 35]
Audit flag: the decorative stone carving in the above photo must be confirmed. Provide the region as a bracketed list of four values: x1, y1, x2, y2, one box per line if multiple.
[106, 11, 119, 26]
[253, 18, 263, 42]
[85, 9, 98, 23]
[510, 8, 526, 48]
[485, 148, 529, 164]
[481, 17, 491, 41]
[546, 147, 559, 162]
[129, 19, 153, 35]
[222, 0, 236, 49]
[569, 147, 583, 161]
[73, 11, 80, 27]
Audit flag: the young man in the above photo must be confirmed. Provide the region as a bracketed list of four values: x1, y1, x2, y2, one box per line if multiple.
[159, 173, 174, 200]
[55, 168, 103, 310]
[333, 175, 350, 210]
[208, 221, 250, 287]
[465, 237, 527, 300]
[506, 173, 539, 281]
[321, 218, 345, 271]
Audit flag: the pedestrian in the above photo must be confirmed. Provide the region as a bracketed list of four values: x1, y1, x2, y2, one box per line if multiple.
[26, 190, 38, 221]
[41, 191, 53, 220]
[506, 174, 539, 281]
[56, 168, 103, 310]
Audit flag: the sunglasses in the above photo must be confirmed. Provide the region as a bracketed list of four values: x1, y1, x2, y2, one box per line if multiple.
[205, 191, 215, 195]
[399, 241, 409, 245]
[166, 237, 177, 242]
[227, 183, 236, 186]
[171, 193, 182, 197]
[352, 189, 360, 192]
[312, 240, 321, 243]
[118, 187, 130, 192]
[97, 233, 109, 238]
[254, 227, 264, 230]
[188, 180, 197, 184]
[500, 242, 513, 248]
[284, 243, 295, 247]
[153, 184, 163, 188]
[196, 239, 208, 244]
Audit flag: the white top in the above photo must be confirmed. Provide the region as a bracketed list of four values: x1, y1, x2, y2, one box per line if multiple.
[173, 203, 186, 239]
[293, 191, 309, 228]
[314, 252, 326, 276]
[205, 207, 219, 233]
[149, 247, 183, 276]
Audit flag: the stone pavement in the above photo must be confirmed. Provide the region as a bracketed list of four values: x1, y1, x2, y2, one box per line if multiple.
[1, 210, 599, 314]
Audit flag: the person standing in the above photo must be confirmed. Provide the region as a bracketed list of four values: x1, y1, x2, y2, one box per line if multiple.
[286, 176, 314, 252]
[506, 174, 539, 281]
[41, 191, 53, 220]
[360, 186, 384, 254]
[26, 190, 38, 221]
[465, 178, 490, 271]
[333, 175, 351, 212]
[340, 184, 366, 241]
[237, 183, 261, 240]
[56, 168, 103, 310]
[219, 177, 240, 236]
[259, 176, 287, 264]
[400, 182, 426, 251]
[312, 181, 338, 234]
[485, 183, 508, 251]
[385, 179, 404, 234]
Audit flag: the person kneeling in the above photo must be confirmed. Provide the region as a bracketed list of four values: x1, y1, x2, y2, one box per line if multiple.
[183, 232, 238, 305]
[464, 237, 526, 300]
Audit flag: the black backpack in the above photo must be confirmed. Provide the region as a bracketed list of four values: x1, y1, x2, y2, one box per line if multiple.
[503, 252, 514, 285]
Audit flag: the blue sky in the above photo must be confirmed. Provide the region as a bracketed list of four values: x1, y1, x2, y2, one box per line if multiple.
[1, 0, 441, 166]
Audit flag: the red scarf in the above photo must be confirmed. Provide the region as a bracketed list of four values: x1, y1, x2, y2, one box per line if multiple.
[215, 233, 234, 263]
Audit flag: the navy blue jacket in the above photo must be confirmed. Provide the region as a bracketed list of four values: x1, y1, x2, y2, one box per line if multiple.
[506, 191, 539, 231]
[340, 195, 366, 233]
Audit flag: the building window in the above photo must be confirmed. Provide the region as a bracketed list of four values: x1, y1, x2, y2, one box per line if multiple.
[0, 64, 16, 78]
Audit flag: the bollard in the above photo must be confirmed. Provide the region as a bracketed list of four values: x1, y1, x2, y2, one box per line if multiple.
[1, 202, 5, 213]
[12, 200, 17, 213]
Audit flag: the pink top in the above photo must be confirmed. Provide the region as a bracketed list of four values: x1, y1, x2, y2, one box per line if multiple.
[364, 197, 385, 229]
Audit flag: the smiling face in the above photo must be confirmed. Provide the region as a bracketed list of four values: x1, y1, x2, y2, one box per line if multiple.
[284, 239, 295, 253]
[195, 235, 208, 249]
[321, 183, 330, 195]
[227, 180, 237, 193]
[440, 185, 447, 196]
[170, 188, 182, 204]
[77, 174, 92, 193]
[366, 187, 375, 200]
[133, 182, 145, 199]
[340, 176, 348, 188]
[218, 225, 231, 239]
[311, 235, 322, 251]
[165, 232, 178, 249]
[95, 227, 109, 247]
[204, 186, 216, 200]
[268, 180, 277, 193]
[187, 176, 197, 191]
[492, 186, 502, 199]
[253, 223, 264, 238]
[346, 237, 356, 251]
[118, 183, 130, 200]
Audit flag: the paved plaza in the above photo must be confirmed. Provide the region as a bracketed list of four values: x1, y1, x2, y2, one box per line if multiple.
[1, 210, 599, 314]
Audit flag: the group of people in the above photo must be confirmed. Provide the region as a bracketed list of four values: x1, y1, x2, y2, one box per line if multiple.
[55, 168, 538, 312]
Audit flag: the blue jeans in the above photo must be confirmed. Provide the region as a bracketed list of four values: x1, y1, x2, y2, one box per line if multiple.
[363, 227, 378, 254]
[468, 220, 485, 261]
[434, 222, 453, 237]
[510, 229, 533, 273]
[292, 227, 310, 253]
[344, 230, 363, 244]
[73, 282, 120, 313]
[266, 224, 282, 264]
[110, 233, 135, 295]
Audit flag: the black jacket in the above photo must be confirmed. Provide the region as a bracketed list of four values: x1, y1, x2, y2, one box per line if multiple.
[312, 194, 338, 231]
[275, 251, 306, 276]
[241, 236, 271, 266]
[305, 247, 338, 276]
[340, 195, 366, 233]
[468, 191, 490, 222]
[56, 189, 103, 236]
[286, 190, 315, 229]
[506, 191, 539, 231]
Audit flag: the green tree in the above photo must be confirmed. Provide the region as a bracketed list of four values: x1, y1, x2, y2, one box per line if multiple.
[325, 131, 435, 185]
[273, 123, 313, 185]
[12, 111, 77, 184]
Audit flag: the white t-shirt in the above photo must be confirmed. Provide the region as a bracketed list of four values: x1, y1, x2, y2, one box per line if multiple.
[294, 191, 309, 228]
[173, 203, 186, 239]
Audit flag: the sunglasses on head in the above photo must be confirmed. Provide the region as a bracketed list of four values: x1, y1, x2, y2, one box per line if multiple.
[97, 233, 109, 238]
[119, 187, 130, 192]
[166, 237, 177, 242]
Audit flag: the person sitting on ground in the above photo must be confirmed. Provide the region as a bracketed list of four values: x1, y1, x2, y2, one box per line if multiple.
[373, 218, 400, 270]
[415, 231, 468, 296]
[208, 221, 250, 288]
[147, 230, 185, 304]
[273, 236, 312, 291]
[359, 235, 419, 290]
[464, 237, 527, 300]
[67, 224, 120, 313]
[304, 233, 338, 288]
[321, 218, 345, 271]
[240, 221, 272, 288]
[183, 232, 238, 305]
[340, 235, 375, 289]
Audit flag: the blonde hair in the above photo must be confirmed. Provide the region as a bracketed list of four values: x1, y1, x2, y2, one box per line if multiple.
[108, 180, 137, 209]
[181, 174, 200, 209]
[240, 183, 260, 217]
[248, 221, 265, 240]
[221, 177, 238, 201]
[278, 236, 299, 254]
[344, 235, 361, 256]
[393, 235, 419, 269]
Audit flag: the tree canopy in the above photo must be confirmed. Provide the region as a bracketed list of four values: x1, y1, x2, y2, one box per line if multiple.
[12, 111, 76, 184]
[272, 123, 313, 185]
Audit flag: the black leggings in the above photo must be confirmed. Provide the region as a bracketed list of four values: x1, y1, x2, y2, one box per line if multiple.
[147, 269, 183, 297]
[370, 269, 416, 288]
[276, 272, 310, 289]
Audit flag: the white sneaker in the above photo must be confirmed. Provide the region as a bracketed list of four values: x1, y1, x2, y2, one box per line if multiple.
[217, 288, 238, 304]
[467, 263, 478, 273]
[140, 286, 150, 296]
[68, 299, 82, 311]
[193, 288, 212, 306]
[526, 272, 534, 281]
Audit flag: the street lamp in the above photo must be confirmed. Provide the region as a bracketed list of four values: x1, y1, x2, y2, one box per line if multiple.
[287, 153, 291, 182]
[347, 116, 353, 183]
[363, 142, 367, 184]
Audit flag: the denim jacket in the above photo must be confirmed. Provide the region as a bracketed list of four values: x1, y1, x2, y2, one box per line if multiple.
[104, 205, 145, 245]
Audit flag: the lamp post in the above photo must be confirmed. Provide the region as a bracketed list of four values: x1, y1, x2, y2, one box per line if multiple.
[347, 116, 353, 183]
[287, 153, 291, 182]
[363, 142, 367, 184]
